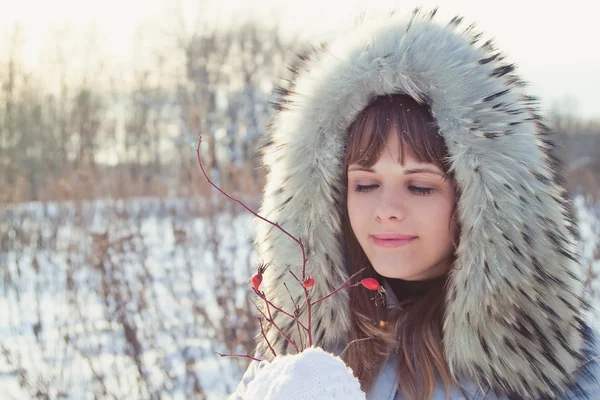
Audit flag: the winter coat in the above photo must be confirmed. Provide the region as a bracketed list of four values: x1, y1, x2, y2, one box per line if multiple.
[230, 7, 600, 399]
[230, 279, 600, 399]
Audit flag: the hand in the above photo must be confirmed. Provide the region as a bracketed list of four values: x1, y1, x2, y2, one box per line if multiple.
[244, 347, 366, 400]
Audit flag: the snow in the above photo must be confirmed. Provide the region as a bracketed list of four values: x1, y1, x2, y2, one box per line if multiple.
[1, 196, 256, 399]
[244, 347, 365, 400]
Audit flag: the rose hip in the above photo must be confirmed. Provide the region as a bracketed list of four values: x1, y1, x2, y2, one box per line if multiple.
[360, 278, 380, 291]
[303, 277, 315, 288]
[252, 273, 263, 292]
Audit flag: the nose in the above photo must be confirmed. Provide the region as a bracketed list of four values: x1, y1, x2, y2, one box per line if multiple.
[375, 188, 407, 222]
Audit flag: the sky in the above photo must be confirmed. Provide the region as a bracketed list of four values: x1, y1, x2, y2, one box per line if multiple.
[0, 0, 598, 119]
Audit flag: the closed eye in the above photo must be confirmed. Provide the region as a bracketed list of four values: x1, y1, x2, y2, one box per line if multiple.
[354, 184, 379, 193]
[353, 184, 435, 195]
[409, 186, 435, 195]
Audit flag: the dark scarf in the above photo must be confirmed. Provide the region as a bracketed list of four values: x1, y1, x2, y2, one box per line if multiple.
[385, 274, 446, 304]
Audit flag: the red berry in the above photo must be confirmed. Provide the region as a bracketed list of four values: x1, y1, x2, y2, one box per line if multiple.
[360, 278, 380, 291]
[303, 277, 315, 288]
[252, 273, 263, 292]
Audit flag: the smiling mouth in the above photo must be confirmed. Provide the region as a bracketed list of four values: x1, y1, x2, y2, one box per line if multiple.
[371, 236, 416, 248]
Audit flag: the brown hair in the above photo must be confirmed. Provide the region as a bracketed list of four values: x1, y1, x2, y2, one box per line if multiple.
[340, 94, 461, 400]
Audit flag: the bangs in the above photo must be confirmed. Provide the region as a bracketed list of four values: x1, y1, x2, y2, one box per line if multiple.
[344, 94, 451, 175]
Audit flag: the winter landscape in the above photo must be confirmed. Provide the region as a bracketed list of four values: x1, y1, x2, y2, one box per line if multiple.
[1, 193, 599, 399]
[1, 1, 600, 399]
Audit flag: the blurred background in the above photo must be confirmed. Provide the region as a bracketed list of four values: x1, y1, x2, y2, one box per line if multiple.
[0, 0, 598, 398]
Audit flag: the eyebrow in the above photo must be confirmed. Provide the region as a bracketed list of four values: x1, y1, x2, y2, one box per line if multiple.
[348, 165, 445, 177]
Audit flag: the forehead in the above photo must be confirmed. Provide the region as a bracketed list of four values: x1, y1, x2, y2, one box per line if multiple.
[345, 108, 449, 173]
[360, 130, 431, 167]
[349, 133, 447, 177]
[380, 132, 415, 163]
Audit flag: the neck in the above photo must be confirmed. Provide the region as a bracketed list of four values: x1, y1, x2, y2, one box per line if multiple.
[385, 274, 446, 304]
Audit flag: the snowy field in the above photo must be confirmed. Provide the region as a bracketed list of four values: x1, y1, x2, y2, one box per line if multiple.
[1, 197, 259, 399]
[1, 194, 599, 399]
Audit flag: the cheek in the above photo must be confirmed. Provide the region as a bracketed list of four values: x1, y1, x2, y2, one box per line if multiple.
[347, 195, 357, 220]
[419, 200, 454, 236]
[347, 194, 367, 236]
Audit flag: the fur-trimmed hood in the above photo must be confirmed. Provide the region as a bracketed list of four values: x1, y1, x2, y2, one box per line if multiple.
[253, 8, 596, 399]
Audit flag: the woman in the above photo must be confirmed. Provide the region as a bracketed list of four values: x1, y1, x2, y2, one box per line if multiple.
[230, 8, 599, 399]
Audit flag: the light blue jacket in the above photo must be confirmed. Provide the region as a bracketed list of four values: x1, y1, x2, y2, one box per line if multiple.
[365, 343, 600, 399]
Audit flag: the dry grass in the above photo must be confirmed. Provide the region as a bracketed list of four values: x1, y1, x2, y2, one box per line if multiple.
[0, 173, 262, 398]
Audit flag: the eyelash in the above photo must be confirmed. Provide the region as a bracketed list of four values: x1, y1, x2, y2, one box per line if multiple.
[354, 185, 435, 196]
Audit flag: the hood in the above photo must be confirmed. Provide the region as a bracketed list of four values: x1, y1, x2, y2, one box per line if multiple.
[252, 8, 594, 398]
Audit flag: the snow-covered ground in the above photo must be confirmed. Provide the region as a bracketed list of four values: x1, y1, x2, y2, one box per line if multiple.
[1, 194, 599, 399]
[1, 197, 258, 399]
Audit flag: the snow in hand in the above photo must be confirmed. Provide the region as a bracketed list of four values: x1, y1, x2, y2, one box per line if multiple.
[245, 347, 366, 400]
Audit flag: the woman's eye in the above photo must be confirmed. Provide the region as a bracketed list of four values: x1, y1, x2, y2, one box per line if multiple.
[354, 184, 434, 195]
[354, 184, 379, 193]
[408, 186, 434, 195]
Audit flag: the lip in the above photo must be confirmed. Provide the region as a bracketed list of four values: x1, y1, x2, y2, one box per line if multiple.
[371, 234, 417, 248]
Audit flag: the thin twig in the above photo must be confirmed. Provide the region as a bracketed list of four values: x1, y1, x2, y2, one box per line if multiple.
[258, 317, 277, 358]
[197, 134, 308, 350]
[255, 289, 308, 331]
[250, 298, 276, 353]
[286, 265, 313, 346]
[261, 292, 299, 353]
[215, 352, 261, 362]
[196, 136, 307, 276]
[310, 268, 367, 307]
[284, 282, 305, 351]
[251, 294, 299, 353]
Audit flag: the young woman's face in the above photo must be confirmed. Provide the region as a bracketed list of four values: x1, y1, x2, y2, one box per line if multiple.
[347, 130, 457, 281]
